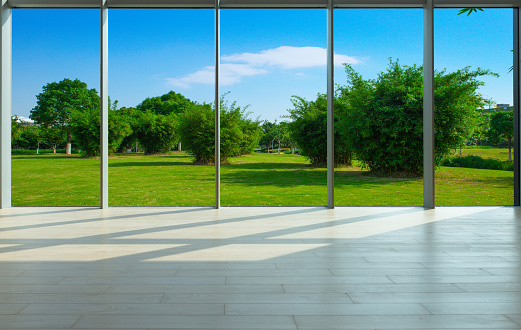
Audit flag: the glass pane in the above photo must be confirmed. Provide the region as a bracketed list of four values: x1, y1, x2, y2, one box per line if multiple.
[109, 9, 214, 206]
[12, 9, 100, 206]
[220, 9, 327, 206]
[334, 9, 423, 206]
[434, 8, 514, 206]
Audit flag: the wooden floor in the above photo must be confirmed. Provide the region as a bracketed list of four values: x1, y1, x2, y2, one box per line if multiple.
[0, 207, 520, 329]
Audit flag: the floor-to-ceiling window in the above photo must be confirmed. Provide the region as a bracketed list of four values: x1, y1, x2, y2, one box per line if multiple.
[108, 9, 215, 206]
[11, 9, 100, 206]
[219, 9, 327, 206]
[333, 8, 423, 206]
[434, 8, 514, 206]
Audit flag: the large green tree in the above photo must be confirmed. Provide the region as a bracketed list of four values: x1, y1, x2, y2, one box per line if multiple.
[134, 112, 177, 155]
[287, 95, 352, 166]
[178, 98, 262, 164]
[137, 91, 193, 116]
[29, 78, 100, 155]
[70, 109, 132, 157]
[487, 110, 514, 162]
[338, 60, 494, 175]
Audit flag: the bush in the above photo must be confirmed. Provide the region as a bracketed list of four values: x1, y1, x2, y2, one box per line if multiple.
[441, 155, 513, 171]
[178, 99, 262, 164]
[177, 104, 215, 164]
[134, 112, 176, 155]
[287, 95, 351, 167]
[70, 110, 132, 157]
[339, 60, 494, 175]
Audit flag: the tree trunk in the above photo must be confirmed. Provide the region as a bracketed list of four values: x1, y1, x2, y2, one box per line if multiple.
[509, 137, 512, 162]
[291, 144, 295, 154]
[278, 140, 281, 154]
[459, 146, 462, 156]
[36, 142, 39, 155]
[66, 131, 72, 155]
[53, 145, 56, 153]
[178, 142, 182, 151]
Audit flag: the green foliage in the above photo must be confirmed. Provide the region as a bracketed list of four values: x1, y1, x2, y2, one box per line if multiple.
[487, 110, 514, 161]
[70, 110, 132, 157]
[487, 110, 513, 151]
[11, 117, 23, 143]
[177, 104, 215, 164]
[137, 91, 193, 115]
[29, 78, 100, 148]
[338, 60, 493, 175]
[287, 95, 352, 166]
[441, 155, 513, 171]
[458, 8, 483, 16]
[134, 112, 177, 155]
[178, 97, 262, 164]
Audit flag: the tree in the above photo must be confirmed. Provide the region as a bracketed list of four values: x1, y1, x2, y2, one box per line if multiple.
[41, 125, 64, 153]
[178, 97, 262, 164]
[30, 78, 100, 155]
[338, 60, 493, 175]
[134, 112, 177, 155]
[23, 125, 44, 154]
[287, 95, 352, 166]
[11, 116, 23, 147]
[487, 110, 514, 161]
[177, 103, 215, 164]
[70, 107, 132, 157]
[259, 121, 275, 152]
[137, 91, 193, 116]
[270, 120, 290, 154]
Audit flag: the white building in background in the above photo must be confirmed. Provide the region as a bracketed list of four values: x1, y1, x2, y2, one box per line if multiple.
[12, 115, 34, 125]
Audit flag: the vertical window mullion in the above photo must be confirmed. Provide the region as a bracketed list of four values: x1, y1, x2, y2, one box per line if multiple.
[423, 0, 435, 209]
[215, 0, 220, 209]
[0, 1, 11, 209]
[101, 0, 109, 208]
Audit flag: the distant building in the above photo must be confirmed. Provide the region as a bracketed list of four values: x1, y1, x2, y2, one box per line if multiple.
[12, 115, 34, 125]
[496, 104, 510, 110]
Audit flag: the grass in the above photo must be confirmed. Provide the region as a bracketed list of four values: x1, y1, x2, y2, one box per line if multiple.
[452, 146, 514, 161]
[11, 151, 514, 207]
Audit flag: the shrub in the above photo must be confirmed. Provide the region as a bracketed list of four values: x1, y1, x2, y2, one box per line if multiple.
[441, 155, 513, 171]
[339, 60, 494, 175]
[178, 99, 262, 164]
[134, 112, 177, 155]
[287, 95, 351, 167]
[71, 110, 132, 157]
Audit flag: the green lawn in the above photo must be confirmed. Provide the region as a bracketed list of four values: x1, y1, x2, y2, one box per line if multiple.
[452, 146, 514, 161]
[11, 151, 514, 206]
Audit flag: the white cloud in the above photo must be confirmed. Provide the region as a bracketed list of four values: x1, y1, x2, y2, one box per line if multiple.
[167, 64, 268, 88]
[166, 46, 361, 88]
[222, 46, 360, 69]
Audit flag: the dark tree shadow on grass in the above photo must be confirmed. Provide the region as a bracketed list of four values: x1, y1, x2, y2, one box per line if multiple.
[220, 169, 421, 188]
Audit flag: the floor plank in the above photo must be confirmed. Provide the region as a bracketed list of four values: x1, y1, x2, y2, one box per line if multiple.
[0, 206, 519, 329]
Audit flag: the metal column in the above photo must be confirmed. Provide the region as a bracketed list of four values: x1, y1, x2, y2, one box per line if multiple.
[0, 0, 11, 209]
[327, 0, 334, 209]
[100, 0, 109, 208]
[215, 0, 220, 209]
[514, 8, 520, 206]
[423, 0, 435, 209]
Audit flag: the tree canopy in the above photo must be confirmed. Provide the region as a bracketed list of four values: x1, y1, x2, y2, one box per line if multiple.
[29, 78, 100, 154]
[137, 91, 193, 115]
[488, 110, 514, 161]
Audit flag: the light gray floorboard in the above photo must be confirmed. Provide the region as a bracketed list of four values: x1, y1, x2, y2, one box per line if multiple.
[0, 206, 520, 329]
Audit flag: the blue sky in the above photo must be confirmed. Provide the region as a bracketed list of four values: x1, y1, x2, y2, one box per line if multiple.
[12, 8, 513, 122]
